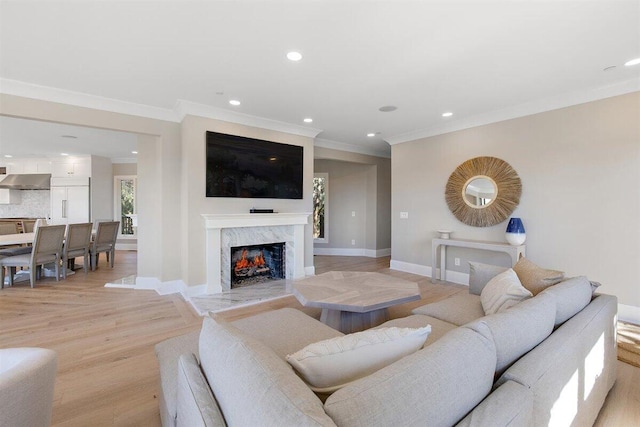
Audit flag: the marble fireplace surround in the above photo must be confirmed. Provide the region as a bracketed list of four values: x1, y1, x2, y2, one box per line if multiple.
[202, 213, 310, 294]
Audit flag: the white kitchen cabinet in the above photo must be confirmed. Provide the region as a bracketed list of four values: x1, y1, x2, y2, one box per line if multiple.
[50, 177, 90, 224]
[51, 158, 90, 178]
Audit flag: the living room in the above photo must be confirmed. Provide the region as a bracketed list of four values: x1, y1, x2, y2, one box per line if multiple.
[1, 1, 639, 426]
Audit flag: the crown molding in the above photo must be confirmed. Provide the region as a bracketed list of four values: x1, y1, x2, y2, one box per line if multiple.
[0, 79, 323, 139]
[314, 138, 391, 159]
[0, 78, 178, 122]
[174, 100, 322, 139]
[386, 77, 640, 145]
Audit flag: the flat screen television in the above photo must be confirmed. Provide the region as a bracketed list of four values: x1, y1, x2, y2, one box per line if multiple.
[206, 131, 304, 199]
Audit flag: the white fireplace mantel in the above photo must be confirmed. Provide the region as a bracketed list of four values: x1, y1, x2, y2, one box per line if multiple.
[202, 213, 311, 294]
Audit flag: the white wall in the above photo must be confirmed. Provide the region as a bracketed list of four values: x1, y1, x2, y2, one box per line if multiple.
[89, 155, 113, 221]
[391, 92, 640, 312]
[181, 115, 315, 286]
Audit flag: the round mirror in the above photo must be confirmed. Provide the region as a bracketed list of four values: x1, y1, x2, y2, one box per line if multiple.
[445, 157, 521, 227]
[463, 176, 497, 208]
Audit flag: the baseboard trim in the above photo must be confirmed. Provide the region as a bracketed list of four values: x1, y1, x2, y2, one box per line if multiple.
[389, 259, 469, 286]
[305, 266, 316, 276]
[115, 243, 137, 250]
[618, 303, 640, 325]
[314, 247, 391, 258]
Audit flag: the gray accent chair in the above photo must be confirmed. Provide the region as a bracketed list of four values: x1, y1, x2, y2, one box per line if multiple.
[0, 347, 57, 427]
[0, 224, 66, 288]
[62, 222, 93, 278]
[90, 221, 120, 271]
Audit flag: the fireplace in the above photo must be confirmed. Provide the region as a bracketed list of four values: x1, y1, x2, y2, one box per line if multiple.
[202, 213, 310, 294]
[230, 243, 286, 288]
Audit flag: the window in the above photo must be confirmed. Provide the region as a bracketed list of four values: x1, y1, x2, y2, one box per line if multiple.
[313, 173, 328, 243]
[114, 176, 137, 237]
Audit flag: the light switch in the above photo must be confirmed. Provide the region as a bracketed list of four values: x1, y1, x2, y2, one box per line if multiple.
[352, 211, 356, 217]
[400, 212, 409, 219]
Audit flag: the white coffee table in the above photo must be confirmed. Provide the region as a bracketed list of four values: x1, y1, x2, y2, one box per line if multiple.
[292, 271, 421, 333]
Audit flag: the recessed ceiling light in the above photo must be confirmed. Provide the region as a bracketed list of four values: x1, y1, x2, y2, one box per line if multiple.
[61, 153, 69, 156]
[624, 57, 640, 67]
[61, 135, 77, 139]
[367, 133, 376, 137]
[303, 118, 313, 123]
[378, 106, 397, 112]
[132, 151, 138, 154]
[442, 112, 453, 117]
[287, 51, 302, 61]
[4, 154, 12, 158]
[229, 100, 241, 106]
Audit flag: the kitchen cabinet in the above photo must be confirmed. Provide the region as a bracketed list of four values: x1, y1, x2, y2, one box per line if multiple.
[51, 158, 90, 178]
[50, 177, 90, 224]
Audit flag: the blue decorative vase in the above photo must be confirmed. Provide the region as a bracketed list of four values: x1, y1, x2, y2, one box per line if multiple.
[505, 218, 526, 245]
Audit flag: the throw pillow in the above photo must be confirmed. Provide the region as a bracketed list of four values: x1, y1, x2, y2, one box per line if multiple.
[468, 261, 509, 295]
[286, 326, 431, 393]
[480, 269, 532, 315]
[513, 257, 564, 295]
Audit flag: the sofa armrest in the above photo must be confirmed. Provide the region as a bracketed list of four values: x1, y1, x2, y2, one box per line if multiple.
[176, 354, 226, 427]
[455, 380, 533, 427]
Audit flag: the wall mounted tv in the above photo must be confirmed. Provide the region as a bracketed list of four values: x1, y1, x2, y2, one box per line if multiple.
[206, 131, 304, 199]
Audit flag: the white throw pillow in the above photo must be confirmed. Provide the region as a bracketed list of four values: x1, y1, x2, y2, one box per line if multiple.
[480, 268, 532, 315]
[286, 326, 431, 393]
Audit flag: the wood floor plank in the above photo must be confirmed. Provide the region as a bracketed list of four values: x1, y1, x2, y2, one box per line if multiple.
[0, 252, 636, 426]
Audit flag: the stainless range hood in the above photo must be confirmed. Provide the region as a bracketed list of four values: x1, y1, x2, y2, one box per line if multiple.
[0, 174, 51, 190]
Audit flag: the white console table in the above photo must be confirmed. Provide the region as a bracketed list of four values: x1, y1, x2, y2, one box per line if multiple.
[431, 238, 525, 283]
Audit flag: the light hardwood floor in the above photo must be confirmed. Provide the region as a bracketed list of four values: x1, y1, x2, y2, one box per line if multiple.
[0, 253, 637, 426]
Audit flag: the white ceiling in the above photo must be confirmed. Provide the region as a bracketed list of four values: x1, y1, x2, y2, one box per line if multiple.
[1, 0, 639, 158]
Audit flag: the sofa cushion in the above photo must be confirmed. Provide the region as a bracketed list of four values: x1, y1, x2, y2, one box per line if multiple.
[412, 293, 484, 326]
[480, 269, 532, 315]
[199, 316, 336, 427]
[540, 276, 593, 326]
[469, 261, 509, 295]
[324, 326, 497, 427]
[513, 257, 564, 295]
[455, 380, 533, 427]
[176, 353, 226, 427]
[286, 326, 431, 393]
[377, 314, 458, 347]
[231, 308, 343, 359]
[465, 292, 556, 375]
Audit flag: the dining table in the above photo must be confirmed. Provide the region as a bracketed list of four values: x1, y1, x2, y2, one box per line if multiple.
[0, 232, 35, 248]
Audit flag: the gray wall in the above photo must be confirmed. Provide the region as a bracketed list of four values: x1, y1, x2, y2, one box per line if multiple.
[113, 163, 137, 176]
[391, 92, 640, 309]
[313, 159, 369, 251]
[314, 147, 391, 254]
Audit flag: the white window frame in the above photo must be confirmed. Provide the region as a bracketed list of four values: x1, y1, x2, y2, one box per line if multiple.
[114, 175, 137, 240]
[313, 173, 329, 243]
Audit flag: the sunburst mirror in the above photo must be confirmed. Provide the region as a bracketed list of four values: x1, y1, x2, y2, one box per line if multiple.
[445, 156, 522, 227]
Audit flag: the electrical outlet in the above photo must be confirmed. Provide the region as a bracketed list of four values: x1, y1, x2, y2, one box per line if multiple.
[400, 212, 409, 219]
[351, 239, 356, 245]
[454, 257, 461, 266]
[352, 211, 356, 217]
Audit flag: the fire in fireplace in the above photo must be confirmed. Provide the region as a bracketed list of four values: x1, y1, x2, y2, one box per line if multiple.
[230, 242, 286, 288]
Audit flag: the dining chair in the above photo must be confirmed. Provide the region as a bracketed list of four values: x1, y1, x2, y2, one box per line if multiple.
[62, 222, 93, 278]
[21, 219, 38, 233]
[0, 224, 66, 288]
[90, 221, 120, 271]
[0, 222, 19, 235]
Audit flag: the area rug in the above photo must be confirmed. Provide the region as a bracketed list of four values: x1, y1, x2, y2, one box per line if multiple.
[617, 321, 640, 368]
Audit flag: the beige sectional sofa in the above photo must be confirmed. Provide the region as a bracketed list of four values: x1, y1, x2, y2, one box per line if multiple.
[155, 274, 617, 426]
